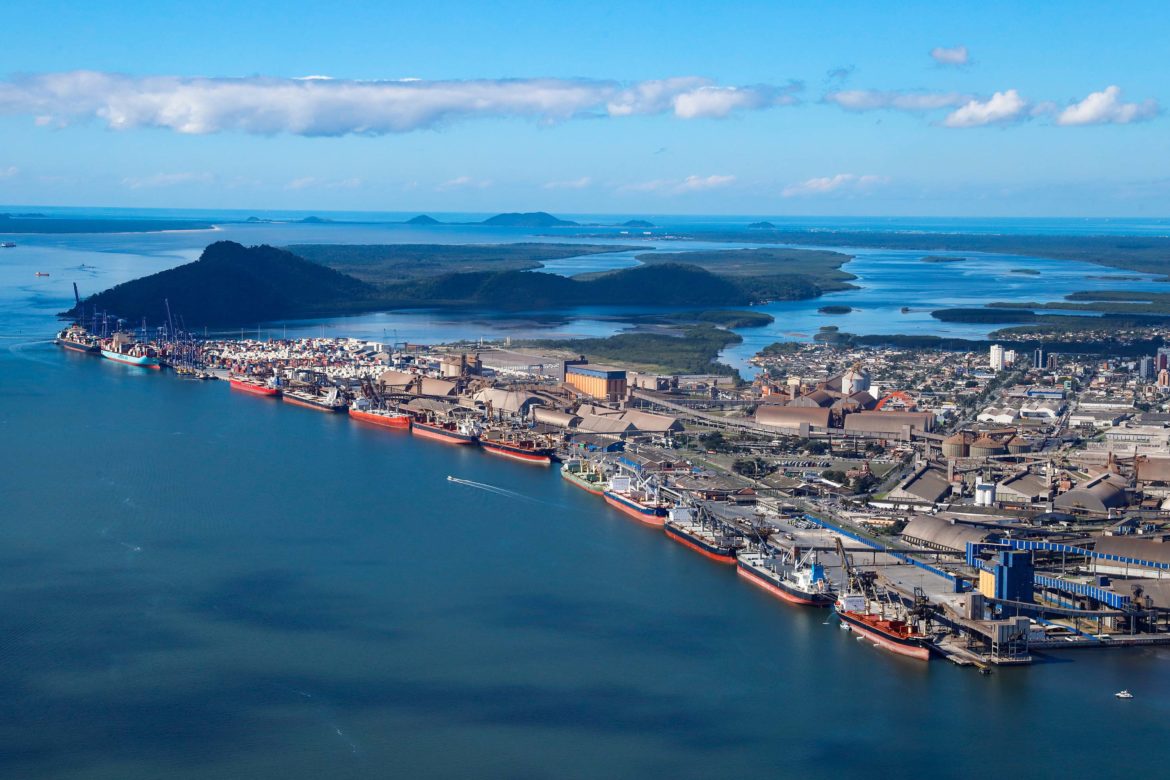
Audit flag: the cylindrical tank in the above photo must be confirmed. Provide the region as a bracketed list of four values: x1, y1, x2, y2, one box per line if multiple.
[1006, 436, 1032, 454]
[942, 432, 970, 458]
[970, 435, 1005, 458]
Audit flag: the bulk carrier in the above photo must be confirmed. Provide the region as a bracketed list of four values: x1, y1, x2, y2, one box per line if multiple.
[833, 536, 934, 660]
[229, 375, 281, 397]
[479, 430, 556, 465]
[411, 414, 480, 445]
[663, 506, 742, 563]
[348, 398, 411, 429]
[603, 475, 670, 527]
[282, 386, 347, 413]
[737, 546, 835, 606]
[560, 459, 607, 495]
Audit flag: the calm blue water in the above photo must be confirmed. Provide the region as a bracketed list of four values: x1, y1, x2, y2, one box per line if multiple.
[3, 211, 1170, 776]
[3, 343, 1170, 778]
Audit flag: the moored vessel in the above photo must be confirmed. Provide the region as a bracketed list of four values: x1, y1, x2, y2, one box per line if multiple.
[834, 594, 933, 660]
[561, 459, 607, 495]
[349, 398, 411, 429]
[480, 430, 555, 464]
[229, 375, 282, 397]
[100, 332, 161, 369]
[283, 386, 347, 412]
[603, 475, 670, 527]
[737, 546, 835, 605]
[663, 506, 741, 563]
[411, 415, 480, 445]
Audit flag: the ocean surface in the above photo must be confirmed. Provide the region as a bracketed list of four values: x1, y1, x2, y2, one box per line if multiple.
[3, 211, 1170, 777]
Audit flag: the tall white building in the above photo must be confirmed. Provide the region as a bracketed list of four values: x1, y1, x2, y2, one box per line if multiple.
[989, 344, 1005, 371]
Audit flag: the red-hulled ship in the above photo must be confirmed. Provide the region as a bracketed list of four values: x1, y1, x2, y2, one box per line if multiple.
[663, 506, 741, 563]
[229, 375, 281, 397]
[479, 431, 555, 465]
[411, 415, 480, 445]
[835, 593, 932, 661]
[602, 475, 670, 527]
[282, 386, 347, 413]
[349, 399, 411, 429]
[737, 547, 835, 606]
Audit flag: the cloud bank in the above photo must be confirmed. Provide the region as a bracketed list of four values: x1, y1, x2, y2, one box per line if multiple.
[1056, 85, 1159, 126]
[782, 173, 887, 197]
[0, 71, 801, 136]
[825, 89, 971, 112]
[622, 174, 736, 195]
[930, 45, 969, 66]
[943, 89, 1028, 127]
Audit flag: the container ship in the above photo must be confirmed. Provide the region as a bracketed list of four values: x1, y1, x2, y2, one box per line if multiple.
[834, 593, 933, 661]
[282, 386, 347, 413]
[55, 325, 100, 354]
[411, 415, 480, 445]
[100, 333, 161, 369]
[479, 431, 555, 465]
[737, 547, 835, 606]
[349, 398, 411, 429]
[561, 459, 607, 495]
[663, 506, 741, 563]
[603, 475, 670, 527]
[229, 375, 282, 397]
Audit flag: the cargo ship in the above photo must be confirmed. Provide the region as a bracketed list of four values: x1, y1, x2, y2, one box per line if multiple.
[55, 325, 100, 354]
[834, 593, 933, 660]
[411, 415, 480, 445]
[663, 506, 741, 563]
[282, 386, 347, 413]
[229, 375, 281, 397]
[100, 333, 161, 369]
[603, 475, 670, 527]
[561, 459, 607, 495]
[479, 431, 555, 465]
[349, 398, 411, 429]
[737, 547, 835, 606]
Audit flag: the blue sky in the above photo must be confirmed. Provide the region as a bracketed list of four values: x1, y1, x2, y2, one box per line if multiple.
[0, 0, 1167, 216]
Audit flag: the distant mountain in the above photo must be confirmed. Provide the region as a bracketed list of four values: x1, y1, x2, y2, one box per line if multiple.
[622, 219, 655, 228]
[406, 214, 442, 225]
[480, 211, 578, 227]
[748, 221, 776, 229]
[298, 216, 333, 223]
[65, 241, 372, 326]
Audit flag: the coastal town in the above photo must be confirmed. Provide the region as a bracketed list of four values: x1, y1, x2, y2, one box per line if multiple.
[57, 320, 1170, 669]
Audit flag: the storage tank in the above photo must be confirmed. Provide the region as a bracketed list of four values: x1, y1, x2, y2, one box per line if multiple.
[1006, 436, 1032, 454]
[942, 432, 971, 458]
[970, 435, 1005, 458]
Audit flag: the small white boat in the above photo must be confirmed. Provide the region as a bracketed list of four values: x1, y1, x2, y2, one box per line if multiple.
[1115, 690, 1133, 699]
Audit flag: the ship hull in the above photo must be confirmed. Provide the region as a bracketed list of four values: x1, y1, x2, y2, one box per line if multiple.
[230, 378, 280, 397]
[737, 560, 833, 606]
[561, 467, 605, 496]
[836, 610, 932, 660]
[412, 422, 477, 445]
[57, 338, 99, 354]
[101, 349, 161, 369]
[664, 523, 737, 563]
[603, 492, 666, 527]
[481, 441, 553, 465]
[349, 408, 411, 429]
[283, 395, 346, 413]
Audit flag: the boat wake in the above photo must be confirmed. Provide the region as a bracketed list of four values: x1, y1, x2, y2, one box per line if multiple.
[446, 475, 555, 505]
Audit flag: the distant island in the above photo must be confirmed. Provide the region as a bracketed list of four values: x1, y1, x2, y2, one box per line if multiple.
[66, 241, 856, 327]
[406, 214, 441, 225]
[621, 219, 655, 228]
[480, 212, 579, 227]
[921, 255, 965, 263]
[748, 221, 777, 229]
[818, 305, 853, 314]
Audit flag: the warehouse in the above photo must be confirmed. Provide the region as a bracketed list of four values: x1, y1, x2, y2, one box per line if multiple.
[565, 364, 628, 401]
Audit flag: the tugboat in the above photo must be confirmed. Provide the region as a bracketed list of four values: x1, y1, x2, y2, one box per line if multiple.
[664, 505, 742, 563]
[282, 386, 347, 412]
[100, 332, 161, 369]
[737, 545, 835, 605]
[479, 429, 556, 465]
[561, 459, 607, 495]
[603, 475, 670, 527]
[55, 324, 100, 354]
[349, 397, 411, 429]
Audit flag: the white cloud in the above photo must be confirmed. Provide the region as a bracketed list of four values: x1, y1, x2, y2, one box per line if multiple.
[930, 45, 969, 66]
[1056, 85, 1159, 126]
[542, 176, 592, 190]
[825, 89, 970, 112]
[942, 89, 1028, 127]
[0, 165, 17, 179]
[122, 171, 213, 189]
[0, 71, 801, 136]
[437, 175, 492, 191]
[621, 174, 736, 195]
[782, 173, 887, 198]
